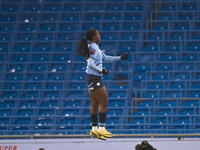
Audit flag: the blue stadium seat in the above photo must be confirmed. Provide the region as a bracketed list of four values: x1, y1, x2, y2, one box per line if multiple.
[102, 22, 120, 31]
[64, 4, 81, 12]
[124, 12, 142, 20]
[1, 4, 18, 12]
[69, 83, 86, 89]
[8, 64, 26, 72]
[152, 74, 168, 80]
[71, 74, 85, 81]
[135, 64, 150, 72]
[35, 44, 51, 52]
[123, 22, 140, 30]
[4, 83, 21, 90]
[191, 83, 200, 89]
[156, 108, 172, 115]
[182, 54, 197, 61]
[37, 33, 54, 41]
[50, 64, 67, 72]
[17, 109, 34, 116]
[31, 54, 49, 62]
[35, 118, 53, 126]
[6, 74, 23, 81]
[40, 100, 58, 108]
[111, 84, 128, 89]
[143, 93, 158, 98]
[48, 73, 65, 81]
[46, 83, 63, 90]
[175, 73, 189, 80]
[23, 91, 39, 99]
[161, 4, 176, 11]
[27, 74, 44, 81]
[29, 64, 46, 72]
[43, 91, 60, 99]
[109, 91, 127, 98]
[19, 23, 36, 32]
[107, 108, 123, 116]
[22, 14, 38, 22]
[179, 108, 194, 115]
[38, 109, 55, 116]
[127, 3, 143, 11]
[52, 54, 70, 62]
[0, 43, 8, 52]
[14, 44, 31, 52]
[39, 23, 56, 31]
[0, 100, 15, 108]
[85, 13, 101, 21]
[119, 43, 136, 52]
[134, 109, 149, 116]
[44, 4, 61, 12]
[160, 100, 177, 107]
[17, 33, 33, 41]
[62, 13, 79, 21]
[64, 100, 82, 107]
[19, 100, 37, 108]
[62, 109, 79, 116]
[109, 100, 125, 107]
[132, 74, 145, 82]
[156, 64, 173, 71]
[160, 54, 176, 61]
[147, 83, 164, 89]
[101, 33, 117, 40]
[0, 24, 13, 32]
[60, 117, 76, 125]
[165, 93, 181, 98]
[178, 64, 194, 71]
[14, 118, 31, 125]
[106, 3, 123, 11]
[182, 3, 197, 10]
[169, 83, 185, 89]
[122, 33, 138, 40]
[0, 118, 9, 125]
[106, 117, 120, 125]
[0, 15, 16, 22]
[182, 100, 199, 107]
[55, 44, 72, 52]
[0, 109, 12, 116]
[24, 3, 40, 12]
[66, 91, 84, 98]
[60, 23, 77, 31]
[128, 117, 144, 124]
[12, 54, 28, 62]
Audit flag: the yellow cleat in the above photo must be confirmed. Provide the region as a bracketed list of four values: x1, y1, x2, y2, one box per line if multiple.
[90, 130, 106, 140]
[98, 129, 114, 138]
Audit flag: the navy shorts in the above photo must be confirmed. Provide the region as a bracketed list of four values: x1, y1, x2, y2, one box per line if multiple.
[85, 74, 104, 91]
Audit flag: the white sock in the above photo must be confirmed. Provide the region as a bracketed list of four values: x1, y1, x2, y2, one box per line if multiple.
[99, 126, 105, 131]
[92, 126, 98, 131]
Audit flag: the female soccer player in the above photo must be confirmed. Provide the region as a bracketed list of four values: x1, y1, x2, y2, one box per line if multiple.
[78, 28, 129, 140]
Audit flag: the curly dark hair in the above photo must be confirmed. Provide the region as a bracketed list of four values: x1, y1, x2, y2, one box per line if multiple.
[78, 28, 97, 59]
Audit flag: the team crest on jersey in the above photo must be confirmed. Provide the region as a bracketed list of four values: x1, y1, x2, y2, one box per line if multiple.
[91, 50, 95, 55]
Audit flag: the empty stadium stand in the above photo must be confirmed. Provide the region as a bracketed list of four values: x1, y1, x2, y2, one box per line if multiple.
[0, 0, 200, 135]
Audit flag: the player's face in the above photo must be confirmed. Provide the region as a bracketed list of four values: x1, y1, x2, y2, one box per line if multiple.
[92, 31, 100, 43]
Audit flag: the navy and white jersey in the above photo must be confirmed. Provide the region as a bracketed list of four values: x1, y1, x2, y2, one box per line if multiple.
[85, 42, 121, 76]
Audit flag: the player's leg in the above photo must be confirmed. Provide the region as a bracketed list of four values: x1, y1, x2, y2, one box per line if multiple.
[88, 89, 106, 140]
[93, 86, 114, 137]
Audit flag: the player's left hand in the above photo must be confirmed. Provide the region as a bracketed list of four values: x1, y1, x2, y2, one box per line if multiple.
[121, 53, 129, 60]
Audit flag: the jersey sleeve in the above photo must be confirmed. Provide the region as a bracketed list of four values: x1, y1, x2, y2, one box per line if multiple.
[102, 53, 121, 62]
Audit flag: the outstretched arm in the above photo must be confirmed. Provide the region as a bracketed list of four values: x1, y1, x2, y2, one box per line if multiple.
[102, 53, 129, 62]
[102, 53, 121, 62]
